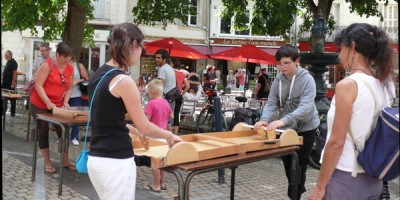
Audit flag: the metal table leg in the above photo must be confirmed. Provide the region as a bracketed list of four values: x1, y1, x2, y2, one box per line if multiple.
[164, 168, 185, 200]
[290, 151, 299, 200]
[2, 101, 6, 131]
[26, 112, 31, 141]
[230, 166, 238, 200]
[184, 165, 238, 200]
[31, 122, 40, 181]
[57, 122, 66, 196]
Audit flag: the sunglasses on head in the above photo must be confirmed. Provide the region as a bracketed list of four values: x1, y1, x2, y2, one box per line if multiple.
[139, 43, 146, 56]
[61, 74, 66, 86]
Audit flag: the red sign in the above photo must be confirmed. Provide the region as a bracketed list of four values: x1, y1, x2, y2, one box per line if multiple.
[299, 41, 338, 52]
[300, 42, 399, 54]
[392, 44, 398, 53]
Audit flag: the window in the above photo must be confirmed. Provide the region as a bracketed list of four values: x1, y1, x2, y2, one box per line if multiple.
[188, 0, 197, 26]
[234, 11, 250, 35]
[92, 0, 106, 19]
[219, 9, 251, 36]
[379, 5, 398, 28]
[220, 15, 231, 34]
[331, 3, 340, 25]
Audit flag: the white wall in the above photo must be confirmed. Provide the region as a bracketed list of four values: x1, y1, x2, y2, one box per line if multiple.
[1, 31, 28, 72]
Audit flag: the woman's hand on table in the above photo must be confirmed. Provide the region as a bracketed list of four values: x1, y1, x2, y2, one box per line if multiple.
[46, 102, 57, 110]
[62, 103, 70, 109]
[166, 133, 182, 148]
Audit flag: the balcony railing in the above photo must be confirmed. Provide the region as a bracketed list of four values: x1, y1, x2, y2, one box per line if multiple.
[299, 26, 398, 43]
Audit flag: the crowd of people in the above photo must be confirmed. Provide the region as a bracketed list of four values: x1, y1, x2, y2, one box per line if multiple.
[2, 22, 397, 200]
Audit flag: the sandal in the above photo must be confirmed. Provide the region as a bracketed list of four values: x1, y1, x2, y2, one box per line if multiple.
[143, 185, 161, 193]
[160, 180, 167, 190]
[45, 166, 56, 173]
[63, 164, 77, 171]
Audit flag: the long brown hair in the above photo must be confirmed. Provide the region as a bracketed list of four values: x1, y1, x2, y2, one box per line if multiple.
[334, 23, 393, 82]
[108, 23, 144, 70]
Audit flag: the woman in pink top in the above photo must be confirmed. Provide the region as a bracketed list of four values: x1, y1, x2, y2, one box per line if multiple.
[143, 79, 173, 192]
[235, 69, 246, 91]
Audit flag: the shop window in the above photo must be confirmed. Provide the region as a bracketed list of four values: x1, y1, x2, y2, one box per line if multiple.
[219, 9, 251, 36]
[188, 0, 198, 26]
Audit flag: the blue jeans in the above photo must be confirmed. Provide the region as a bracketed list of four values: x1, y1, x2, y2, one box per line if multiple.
[69, 97, 82, 140]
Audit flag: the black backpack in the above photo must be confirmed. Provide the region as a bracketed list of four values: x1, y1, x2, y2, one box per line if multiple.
[229, 108, 259, 130]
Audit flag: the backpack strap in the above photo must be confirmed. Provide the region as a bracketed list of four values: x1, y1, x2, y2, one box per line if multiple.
[348, 76, 379, 177]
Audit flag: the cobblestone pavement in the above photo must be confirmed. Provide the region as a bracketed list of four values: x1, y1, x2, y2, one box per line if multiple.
[2, 102, 399, 200]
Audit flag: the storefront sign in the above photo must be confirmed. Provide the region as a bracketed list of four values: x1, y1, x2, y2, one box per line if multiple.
[93, 30, 110, 42]
[210, 38, 286, 47]
[144, 36, 204, 45]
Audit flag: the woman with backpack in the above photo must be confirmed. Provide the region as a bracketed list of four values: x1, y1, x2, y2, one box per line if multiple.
[308, 23, 394, 200]
[253, 68, 271, 100]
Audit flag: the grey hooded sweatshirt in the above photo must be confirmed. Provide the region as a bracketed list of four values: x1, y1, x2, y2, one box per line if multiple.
[260, 66, 320, 133]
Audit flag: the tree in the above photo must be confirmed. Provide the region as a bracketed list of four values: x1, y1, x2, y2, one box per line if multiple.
[132, 0, 397, 42]
[1, 0, 94, 62]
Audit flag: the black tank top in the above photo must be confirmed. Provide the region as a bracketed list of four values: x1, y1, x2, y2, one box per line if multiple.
[88, 64, 134, 159]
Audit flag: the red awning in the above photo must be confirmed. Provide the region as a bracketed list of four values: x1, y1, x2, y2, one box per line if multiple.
[212, 46, 233, 54]
[187, 45, 213, 55]
[260, 48, 278, 56]
[212, 46, 278, 56]
[299, 41, 338, 52]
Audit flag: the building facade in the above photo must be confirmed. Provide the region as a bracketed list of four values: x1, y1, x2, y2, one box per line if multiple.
[1, 0, 398, 88]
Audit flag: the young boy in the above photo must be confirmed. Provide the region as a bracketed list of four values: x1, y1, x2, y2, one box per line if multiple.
[143, 79, 173, 192]
[254, 44, 319, 200]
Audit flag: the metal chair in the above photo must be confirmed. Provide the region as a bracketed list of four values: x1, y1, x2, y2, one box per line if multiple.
[180, 99, 197, 122]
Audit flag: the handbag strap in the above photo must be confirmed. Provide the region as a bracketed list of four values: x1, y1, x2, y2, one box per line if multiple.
[83, 68, 118, 150]
[76, 62, 85, 80]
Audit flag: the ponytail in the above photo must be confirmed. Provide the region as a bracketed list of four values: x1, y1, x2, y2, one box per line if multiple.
[371, 27, 393, 82]
[108, 23, 144, 70]
[334, 23, 394, 82]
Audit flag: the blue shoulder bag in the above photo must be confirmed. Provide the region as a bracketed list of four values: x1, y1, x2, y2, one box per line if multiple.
[76, 68, 118, 174]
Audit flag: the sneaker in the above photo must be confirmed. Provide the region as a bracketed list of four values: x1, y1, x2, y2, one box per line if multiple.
[72, 139, 79, 146]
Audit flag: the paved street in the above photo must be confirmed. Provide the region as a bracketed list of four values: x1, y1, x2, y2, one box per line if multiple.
[2, 102, 399, 200]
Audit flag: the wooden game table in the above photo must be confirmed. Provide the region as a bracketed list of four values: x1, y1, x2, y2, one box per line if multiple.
[161, 145, 300, 200]
[133, 126, 303, 200]
[31, 113, 88, 196]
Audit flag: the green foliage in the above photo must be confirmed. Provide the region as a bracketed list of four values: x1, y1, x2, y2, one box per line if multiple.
[132, 0, 196, 29]
[346, 0, 383, 21]
[1, 0, 95, 45]
[132, 0, 397, 42]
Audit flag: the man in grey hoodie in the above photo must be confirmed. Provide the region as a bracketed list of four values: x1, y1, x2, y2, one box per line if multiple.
[254, 44, 320, 200]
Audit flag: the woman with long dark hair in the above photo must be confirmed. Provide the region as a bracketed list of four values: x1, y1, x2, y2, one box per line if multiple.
[87, 23, 181, 199]
[309, 23, 394, 200]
